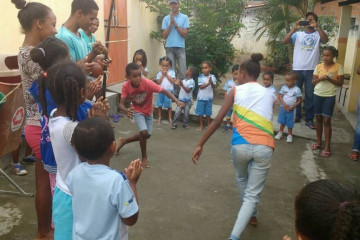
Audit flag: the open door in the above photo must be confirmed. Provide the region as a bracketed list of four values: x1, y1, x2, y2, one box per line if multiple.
[104, 0, 128, 84]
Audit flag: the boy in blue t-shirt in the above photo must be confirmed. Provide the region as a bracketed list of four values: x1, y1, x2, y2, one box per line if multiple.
[57, 0, 107, 66]
[67, 117, 142, 240]
[222, 65, 239, 132]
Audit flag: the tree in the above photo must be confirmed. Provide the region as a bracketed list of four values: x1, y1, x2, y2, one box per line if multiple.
[140, 0, 245, 79]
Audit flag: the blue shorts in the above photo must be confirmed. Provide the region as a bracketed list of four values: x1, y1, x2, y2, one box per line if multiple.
[134, 112, 153, 135]
[278, 106, 295, 128]
[53, 187, 73, 240]
[195, 100, 213, 116]
[314, 94, 335, 117]
[156, 92, 172, 109]
[225, 105, 233, 120]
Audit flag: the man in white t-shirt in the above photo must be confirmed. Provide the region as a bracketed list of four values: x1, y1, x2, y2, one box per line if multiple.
[282, 12, 328, 129]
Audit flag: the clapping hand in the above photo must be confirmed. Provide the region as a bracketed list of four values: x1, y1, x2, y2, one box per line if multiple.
[87, 96, 109, 118]
[92, 41, 108, 55]
[125, 159, 142, 184]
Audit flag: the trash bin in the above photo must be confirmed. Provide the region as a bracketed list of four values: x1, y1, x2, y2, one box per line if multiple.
[0, 54, 25, 158]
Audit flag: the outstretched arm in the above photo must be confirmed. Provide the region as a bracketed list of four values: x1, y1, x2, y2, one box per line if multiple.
[192, 89, 234, 165]
[161, 89, 185, 107]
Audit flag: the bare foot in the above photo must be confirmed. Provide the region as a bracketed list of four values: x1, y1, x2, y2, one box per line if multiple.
[156, 119, 161, 125]
[197, 127, 203, 131]
[35, 229, 54, 240]
[116, 138, 126, 155]
[141, 157, 150, 168]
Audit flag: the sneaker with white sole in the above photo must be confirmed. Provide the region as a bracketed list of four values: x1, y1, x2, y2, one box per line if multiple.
[13, 163, 27, 176]
[275, 131, 283, 140]
[286, 135, 293, 143]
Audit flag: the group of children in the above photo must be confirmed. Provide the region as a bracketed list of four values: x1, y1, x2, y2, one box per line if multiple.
[17, 36, 352, 239]
[21, 36, 141, 239]
[136, 45, 344, 152]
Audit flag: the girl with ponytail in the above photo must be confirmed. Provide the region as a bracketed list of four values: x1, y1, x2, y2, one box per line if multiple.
[192, 54, 277, 240]
[12, 0, 57, 238]
[29, 36, 98, 205]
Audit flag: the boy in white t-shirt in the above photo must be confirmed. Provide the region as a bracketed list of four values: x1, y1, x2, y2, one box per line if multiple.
[171, 66, 198, 129]
[275, 71, 302, 143]
[67, 117, 142, 240]
[195, 61, 216, 131]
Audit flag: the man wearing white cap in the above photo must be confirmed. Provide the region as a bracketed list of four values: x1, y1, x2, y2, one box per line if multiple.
[162, 0, 190, 96]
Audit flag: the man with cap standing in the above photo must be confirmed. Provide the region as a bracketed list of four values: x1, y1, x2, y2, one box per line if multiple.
[162, 0, 190, 97]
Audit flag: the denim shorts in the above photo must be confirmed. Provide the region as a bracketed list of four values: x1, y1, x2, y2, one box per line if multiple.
[313, 94, 335, 117]
[156, 92, 172, 109]
[53, 187, 73, 240]
[277, 106, 295, 128]
[195, 99, 213, 116]
[134, 112, 153, 135]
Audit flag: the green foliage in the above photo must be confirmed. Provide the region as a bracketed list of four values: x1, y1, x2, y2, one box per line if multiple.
[140, 0, 245, 79]
[265, 34, 291, 72]
[318, 16, 338, 40]
[254, 0, 337, 69]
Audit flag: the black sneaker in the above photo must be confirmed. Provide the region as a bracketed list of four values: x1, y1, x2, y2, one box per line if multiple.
[22, 154, 36, 164]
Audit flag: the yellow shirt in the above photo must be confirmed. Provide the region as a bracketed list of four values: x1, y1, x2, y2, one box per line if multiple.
[313, 63, 344, 97]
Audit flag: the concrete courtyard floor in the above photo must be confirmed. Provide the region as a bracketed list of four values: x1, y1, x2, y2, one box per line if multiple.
[1, 107, 359, 240]
[1, 73, 360, 239]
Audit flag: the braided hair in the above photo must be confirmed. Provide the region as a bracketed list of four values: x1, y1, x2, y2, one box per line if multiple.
[38, 62, 87, 121]
[295, 179, 360, 240]
[159, 56, 172, 67]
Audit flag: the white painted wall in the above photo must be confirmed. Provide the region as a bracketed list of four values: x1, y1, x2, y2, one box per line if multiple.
[343, 29, 358, 74]
[127, 0, 166, 79]
[231, 7, 269, 56]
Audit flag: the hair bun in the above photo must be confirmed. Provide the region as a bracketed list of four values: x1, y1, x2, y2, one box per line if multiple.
[251, 53, 264, 63]
[11, 0, 27, 9]
[30, 48, 45, 64]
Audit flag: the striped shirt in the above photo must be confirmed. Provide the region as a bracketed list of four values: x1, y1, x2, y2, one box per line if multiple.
[232, 82, 275, 148]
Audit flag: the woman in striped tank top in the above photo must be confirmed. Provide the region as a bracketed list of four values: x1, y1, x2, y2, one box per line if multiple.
[192, 53, 276, 240]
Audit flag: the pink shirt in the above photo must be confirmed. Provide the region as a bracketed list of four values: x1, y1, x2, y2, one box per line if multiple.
[121, 78, 163, 116]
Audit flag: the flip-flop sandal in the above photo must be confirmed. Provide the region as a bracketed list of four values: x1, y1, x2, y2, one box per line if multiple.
[348, 152, 359, 161]
[196, 127, 203, 131]
[113, 114, 120, 123]
[320, 150, 331, 158]
[156, 119, 161, 125]
[310, 144, 321, 150]
[305, 121, 316, 130]
[141, 164, 150, 168]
